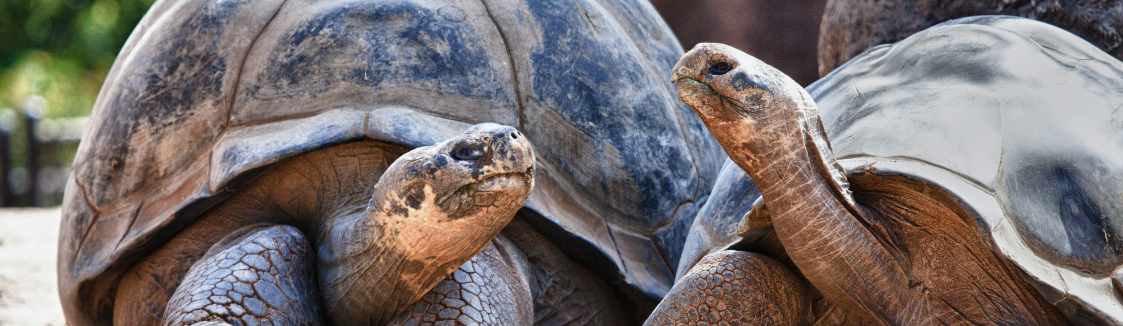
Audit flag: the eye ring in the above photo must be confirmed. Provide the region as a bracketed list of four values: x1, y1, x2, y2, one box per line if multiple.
[708, 61, 733, 76]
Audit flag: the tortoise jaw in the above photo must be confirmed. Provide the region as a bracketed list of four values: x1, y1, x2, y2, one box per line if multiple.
[468, 170, 532, 192]
[676, 78, 754, 125]
[438, 169, 533, 219]
[675, 78, 718, 113]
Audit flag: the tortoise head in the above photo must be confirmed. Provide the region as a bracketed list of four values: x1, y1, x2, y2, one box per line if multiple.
[320, 123, 535, 324]
[672, 43, 814, 164]
[371, 122, 535, 222]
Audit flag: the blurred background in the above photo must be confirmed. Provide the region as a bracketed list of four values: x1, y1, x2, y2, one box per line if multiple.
[651, 0, 826, 84]
[0, 0, 826, 208]
[0, 2, 155, 321]
[0, 0, 155, 207]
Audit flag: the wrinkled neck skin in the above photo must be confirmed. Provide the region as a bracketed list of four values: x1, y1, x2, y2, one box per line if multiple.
[315, 180, 517, 325]
[714, 87, 920, 324]
[727, 88, 852, 208]
[709, 80, 854, 221]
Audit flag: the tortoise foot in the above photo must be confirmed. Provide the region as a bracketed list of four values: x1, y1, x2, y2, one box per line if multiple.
[644, 250, 811, 326]
[163, 225, 322, 326]
[388, 237, 533, 326]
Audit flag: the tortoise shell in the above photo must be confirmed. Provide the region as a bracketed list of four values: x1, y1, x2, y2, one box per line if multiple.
[57, 0, 723, 324]
[688, 16, 1123, 323]
[817, 0, 1123, 76]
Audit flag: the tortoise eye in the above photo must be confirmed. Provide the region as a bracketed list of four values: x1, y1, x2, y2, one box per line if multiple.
[451, 142, 486, 161]
[708, 61, 733, 75]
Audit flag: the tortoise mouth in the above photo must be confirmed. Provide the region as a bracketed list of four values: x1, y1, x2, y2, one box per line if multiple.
[676, 78, 707, 100]
[675, 78, 751, 116]
[437, 167, 533, 216]
[465, 169, 532, 193]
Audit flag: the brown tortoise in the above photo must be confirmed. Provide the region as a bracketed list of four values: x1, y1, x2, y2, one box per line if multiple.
[650, 16, 1123, 325]
[58, 0, 724, 324]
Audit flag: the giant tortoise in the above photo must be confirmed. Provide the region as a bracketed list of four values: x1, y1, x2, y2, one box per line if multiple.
[652, 16, 1123, 324]
[57, 0, 723, 324]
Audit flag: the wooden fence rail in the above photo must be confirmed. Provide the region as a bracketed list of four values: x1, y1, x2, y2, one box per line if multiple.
[0, 107, 85, 207]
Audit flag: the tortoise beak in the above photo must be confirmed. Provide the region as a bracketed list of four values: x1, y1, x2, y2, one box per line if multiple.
[672, 47, 703, 83]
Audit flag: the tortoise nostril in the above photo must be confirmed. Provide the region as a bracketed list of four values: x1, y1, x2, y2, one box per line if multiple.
[709, 62, 733, 76]
[451, 142, 485, 161]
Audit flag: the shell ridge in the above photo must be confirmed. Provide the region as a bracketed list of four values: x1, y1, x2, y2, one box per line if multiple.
[478, 0, 526, 131]
[221, 0, 290, 132]
[69, 176, 101, 267]
[111, 202, 145, 253]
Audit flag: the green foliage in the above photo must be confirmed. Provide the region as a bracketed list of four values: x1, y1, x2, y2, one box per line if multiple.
[0, 0, 155, 118]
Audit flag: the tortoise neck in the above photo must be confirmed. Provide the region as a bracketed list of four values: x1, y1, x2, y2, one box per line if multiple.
[724, 90, 915, 322]
[735, 117, 852, 219]
[731, 91, 855, 212]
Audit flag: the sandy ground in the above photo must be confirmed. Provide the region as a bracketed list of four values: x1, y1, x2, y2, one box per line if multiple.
[0, 208, 65, 326]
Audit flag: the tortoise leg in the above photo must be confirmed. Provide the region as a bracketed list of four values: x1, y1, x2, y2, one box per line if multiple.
[162, 224, 322, 325]
[644, 250, 812, 326]
[388, 236, 533, 326]
[501, 218, 631, 325]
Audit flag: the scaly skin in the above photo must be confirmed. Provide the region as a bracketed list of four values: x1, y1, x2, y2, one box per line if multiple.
[164, 225, 321, 325]
[388, 217, 631, 326]
[645, 250, 811, 325]
[671, 43, 1065, 325]
[388, 237, 533, 326]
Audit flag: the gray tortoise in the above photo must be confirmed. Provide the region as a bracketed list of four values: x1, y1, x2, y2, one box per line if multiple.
[653, 16, 1123, 325]
[58, 0, 723, 324]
